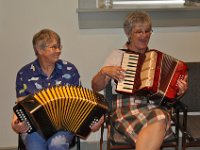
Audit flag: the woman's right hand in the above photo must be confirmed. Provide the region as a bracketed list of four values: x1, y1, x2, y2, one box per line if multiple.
[101, 66, 125, 81]
[11, 114, 29, 134]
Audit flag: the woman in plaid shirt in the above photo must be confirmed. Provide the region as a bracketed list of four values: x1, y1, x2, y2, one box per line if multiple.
[91, 11, 188, 150]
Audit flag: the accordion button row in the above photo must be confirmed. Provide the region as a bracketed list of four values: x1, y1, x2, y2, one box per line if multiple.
[89, 118, 99, 128]
[15, 109, 33, 133]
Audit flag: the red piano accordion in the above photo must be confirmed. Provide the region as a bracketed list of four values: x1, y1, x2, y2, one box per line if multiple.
[13, 85, 108, 139]
[116, 49, 188, 103]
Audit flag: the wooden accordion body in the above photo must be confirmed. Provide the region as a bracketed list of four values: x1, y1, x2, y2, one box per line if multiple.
[116, 49, 188, 102]
[13, 85, 108, 139]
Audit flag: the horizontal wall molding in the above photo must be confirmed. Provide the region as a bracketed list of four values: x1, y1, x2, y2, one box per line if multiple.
[77, 1, 200, 29]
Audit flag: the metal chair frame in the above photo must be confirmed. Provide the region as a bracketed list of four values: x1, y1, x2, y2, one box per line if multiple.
[179, 62, 200, 150]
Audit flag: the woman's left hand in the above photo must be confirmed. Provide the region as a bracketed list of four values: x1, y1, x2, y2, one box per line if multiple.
[177, 73, 188, 96]
[90, 115, 105, 132]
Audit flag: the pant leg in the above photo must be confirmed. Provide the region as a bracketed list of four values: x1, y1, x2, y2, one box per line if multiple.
[47, 131, 74, 150]
[21, 132, 47, 150]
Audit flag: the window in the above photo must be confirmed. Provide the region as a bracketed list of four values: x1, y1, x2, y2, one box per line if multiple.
[77, 0, 200, 29]
[111, 0, 185, 9]
[113, 0, 185, 5]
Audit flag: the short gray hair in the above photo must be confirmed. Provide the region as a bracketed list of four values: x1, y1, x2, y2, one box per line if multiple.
[32, 29, 61, 55]
[123, 11, 152, 38]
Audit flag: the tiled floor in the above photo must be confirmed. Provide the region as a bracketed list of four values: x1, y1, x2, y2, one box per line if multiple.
[70, 141, 200, 150]
[0, 142, 200, 150]
[2, 141, 200, 150]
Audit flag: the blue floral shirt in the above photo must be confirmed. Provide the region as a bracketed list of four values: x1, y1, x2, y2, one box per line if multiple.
[16, 59, 81, 97]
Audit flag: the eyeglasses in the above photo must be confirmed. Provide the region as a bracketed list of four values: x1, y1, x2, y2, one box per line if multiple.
[46, 44, 63, 51]
[133, 30, 153, 36]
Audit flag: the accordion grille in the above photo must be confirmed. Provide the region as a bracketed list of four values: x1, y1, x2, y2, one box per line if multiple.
[159, 54, 177, 92]
[33, 86, 98, 133]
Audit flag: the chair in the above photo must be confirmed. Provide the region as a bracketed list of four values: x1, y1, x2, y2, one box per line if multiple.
[18, 134, 26, 150]
[100, 80, 181, 150]
[179, 62, 200, 150]
[18, 134, 81, 150]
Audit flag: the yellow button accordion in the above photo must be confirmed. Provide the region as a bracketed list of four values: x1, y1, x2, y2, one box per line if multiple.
[13, 85, 108, 139]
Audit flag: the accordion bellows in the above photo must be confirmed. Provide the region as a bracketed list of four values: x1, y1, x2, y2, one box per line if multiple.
[13, 85, 108, 139]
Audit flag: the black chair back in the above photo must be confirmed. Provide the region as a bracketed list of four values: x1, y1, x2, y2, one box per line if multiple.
[181, 62, 200, 112]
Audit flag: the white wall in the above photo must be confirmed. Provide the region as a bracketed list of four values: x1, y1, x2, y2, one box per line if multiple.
[0, 0, 200, 148]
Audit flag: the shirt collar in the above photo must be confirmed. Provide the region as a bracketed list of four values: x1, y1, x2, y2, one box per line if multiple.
[32, 59, 63, 78]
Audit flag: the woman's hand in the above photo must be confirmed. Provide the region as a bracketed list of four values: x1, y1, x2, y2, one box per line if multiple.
[11, 114, 29, 134]
[177, 73, 188, 96]
[101, 66, 125, 81]
[90, 116, 105, 132]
